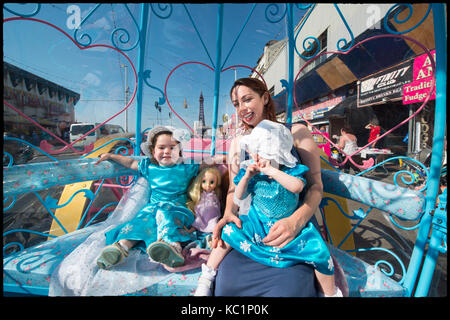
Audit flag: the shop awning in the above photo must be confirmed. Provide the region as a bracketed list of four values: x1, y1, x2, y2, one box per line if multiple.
[294, 28, 416, 106]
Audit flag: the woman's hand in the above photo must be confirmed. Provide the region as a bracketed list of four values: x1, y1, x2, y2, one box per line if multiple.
[262, 214, 304, 248]
[95, 153, 111, 165]
[212, 212, 242, 249]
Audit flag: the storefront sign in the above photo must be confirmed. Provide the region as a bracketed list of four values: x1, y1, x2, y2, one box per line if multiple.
[293, 96, 343, 121]
[403, 50, 436, 104]
[357, 59, 413, 107]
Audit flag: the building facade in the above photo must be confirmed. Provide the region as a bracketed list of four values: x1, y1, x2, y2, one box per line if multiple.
[250, 3, 436, 156]
[3, 61, 80, 137]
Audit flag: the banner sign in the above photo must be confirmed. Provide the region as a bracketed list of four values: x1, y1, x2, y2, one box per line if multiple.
[402, 49, 436, 104]
[357, 59, 413, 107]
[293, 96, 344, 121]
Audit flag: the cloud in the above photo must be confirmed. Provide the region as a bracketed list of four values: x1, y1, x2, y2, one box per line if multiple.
[93, 17, 112, 31]
[82, 72, 101, 86]
[255, 29, 271, 36]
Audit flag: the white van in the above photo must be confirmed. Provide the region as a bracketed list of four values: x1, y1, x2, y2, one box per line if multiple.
[69, 123, 125, 147]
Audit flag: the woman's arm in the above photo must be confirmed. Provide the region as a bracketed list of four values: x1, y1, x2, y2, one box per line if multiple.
[96, 153, 139, 171]
[337, 135, 346, 149]
[262, 124, 323, 248]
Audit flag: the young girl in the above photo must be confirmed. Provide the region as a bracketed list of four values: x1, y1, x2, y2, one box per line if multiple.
[96, 126, 201, 269]
[186, 167, 222, 238]
[195, 120, 342, 297]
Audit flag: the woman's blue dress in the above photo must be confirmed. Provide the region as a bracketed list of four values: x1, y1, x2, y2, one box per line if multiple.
[105, 158, 199, 252]
[221, 164, 334, 275]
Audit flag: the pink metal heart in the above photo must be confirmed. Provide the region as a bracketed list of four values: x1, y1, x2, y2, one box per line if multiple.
[3, 17, 138, 155]
[293, 34, 436, 169]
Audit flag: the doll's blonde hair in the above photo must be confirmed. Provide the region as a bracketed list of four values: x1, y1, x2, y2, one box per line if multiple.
[187, 166, 222, 214]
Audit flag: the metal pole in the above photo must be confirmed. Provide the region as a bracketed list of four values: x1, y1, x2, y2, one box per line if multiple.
[412, 3, 447, 297]
[403, 3, 447, 297]
[121, 64, 128, 132]
[407, 105, 413, 155]
[286, 3, 294, 124]
[210, 4, 224, 156]
[134, 3, 150, 155]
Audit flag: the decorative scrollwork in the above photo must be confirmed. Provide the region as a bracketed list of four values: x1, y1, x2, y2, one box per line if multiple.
[110, 4, 140, 51]
[264, 3, 287, 23]
[333, 4, 354, 52]
[73, 3, 102, 47]
[299, 36, 321, 60]
[3, 3, 41, 17]
[74, 4, 140, 51]
[3, 195, 17, 212]
[350, 247, 407, 284]
[142, 70, 166, 106]
[3, 136, 59, 166]
[383, 3, 432, 35]
[150, 3, 173, 19]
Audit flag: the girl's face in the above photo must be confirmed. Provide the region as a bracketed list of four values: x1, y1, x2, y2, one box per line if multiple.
[152, 133, 180, 166]
[231, 85, 268, 128]
[201, 171, 218, 193]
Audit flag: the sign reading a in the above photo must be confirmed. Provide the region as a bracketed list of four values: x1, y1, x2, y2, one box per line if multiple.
[402, 49, 436, 104]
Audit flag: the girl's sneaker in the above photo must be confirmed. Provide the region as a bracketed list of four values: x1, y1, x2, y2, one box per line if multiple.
[147, 241, 184, 267]
[194, 264, 217, 296]
[96, 242, 129, 270]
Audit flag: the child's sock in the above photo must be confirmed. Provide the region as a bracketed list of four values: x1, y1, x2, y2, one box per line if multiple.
[118, 241, 130, 253]
[194, 264, 217, 296]
[323, 287, 343, 297]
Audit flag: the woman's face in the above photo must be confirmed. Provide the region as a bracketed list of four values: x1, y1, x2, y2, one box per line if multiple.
[151, 133, 180, 166]
[231, 85, 268, 128]
[201, 171, 218, 193]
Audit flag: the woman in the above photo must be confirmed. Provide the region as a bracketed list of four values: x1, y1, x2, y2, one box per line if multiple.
[365, 118, 381, 148]
[211, 78, 324, 296]
[337, 126, 360, 173]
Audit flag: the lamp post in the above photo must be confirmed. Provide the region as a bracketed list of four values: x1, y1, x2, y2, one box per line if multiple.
[120, 64, 129, 132]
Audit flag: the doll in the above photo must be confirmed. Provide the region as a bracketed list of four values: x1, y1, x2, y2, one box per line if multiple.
[186, 166, 222, 235]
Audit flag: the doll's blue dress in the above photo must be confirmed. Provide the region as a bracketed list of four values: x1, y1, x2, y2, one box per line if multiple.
[105, 158, 199, 251]
[221, 164, 334, 275]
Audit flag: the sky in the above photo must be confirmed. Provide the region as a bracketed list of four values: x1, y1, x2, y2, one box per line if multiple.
[3, 3, 305, 133]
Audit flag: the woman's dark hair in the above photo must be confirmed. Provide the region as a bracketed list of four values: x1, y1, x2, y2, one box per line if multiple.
[341, 126, 354, 134]
[230, 77, 277, 129]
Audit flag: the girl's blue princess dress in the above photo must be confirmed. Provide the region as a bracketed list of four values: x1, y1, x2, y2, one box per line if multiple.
[105, 158, 199, 251]
[221, 164, 334, 275]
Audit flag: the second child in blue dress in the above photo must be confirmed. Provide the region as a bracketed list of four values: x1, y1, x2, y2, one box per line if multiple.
[195, 120, 342, 297]
[95, 126, 203, 269]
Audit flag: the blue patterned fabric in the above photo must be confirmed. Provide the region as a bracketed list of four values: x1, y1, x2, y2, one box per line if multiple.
[221, 165, 334, 275]
[105, 158, 199, 250]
